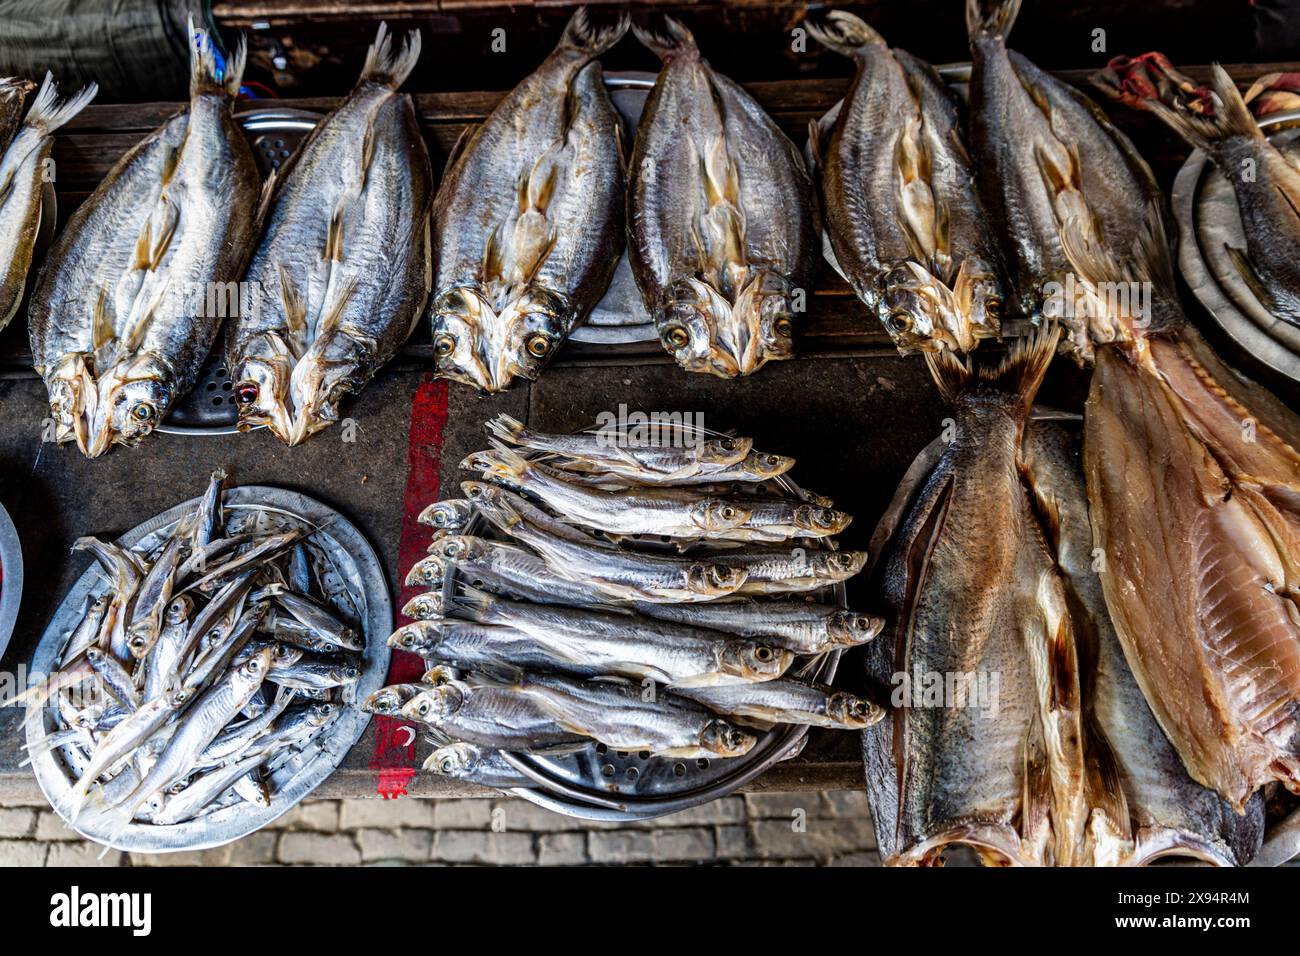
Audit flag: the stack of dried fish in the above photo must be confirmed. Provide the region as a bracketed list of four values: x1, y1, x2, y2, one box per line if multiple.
[0, 72, 96, 331]
[365, 415, 882, 789]
[805, 10, 1003, 354]
[428, 8, 626, 392]
[29, 21, 262, 457]
[23, 471, 361, 843]
[628, 18, 816, 377]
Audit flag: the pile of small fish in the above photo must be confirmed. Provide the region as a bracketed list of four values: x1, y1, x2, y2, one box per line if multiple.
[22, 471, 362, 843]
[364, 415, 883, 789]
[0, 72, 96, 332]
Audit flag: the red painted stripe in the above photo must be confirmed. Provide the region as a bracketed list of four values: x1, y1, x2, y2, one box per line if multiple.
[371, 375, 449, 798]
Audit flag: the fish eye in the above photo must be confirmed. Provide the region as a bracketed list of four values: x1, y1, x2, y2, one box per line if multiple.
[525, 333, 552, 359]
[887, 311, 914, 334]
[774, 317, 793, 338]
[764, 455, 780, 466]
[720, 438, 736, 450]
[130, 402, 156, 423]
[235, 382, 259, 405]
[985, 297, 1002, 318]
[434, 334, 456, 357]
[443, 540, 463, 557]
[854, 616, 870, 629]
[417, 702, 430, 716]
[727, 731, 744, 746]
[755, 646, 773, 662]
[440, 757, 454, 772]
[721, 506, 735, 519]
[320, 704, 334, 714]
[818, 509, 834, 523]
[664, 326, 689, 349]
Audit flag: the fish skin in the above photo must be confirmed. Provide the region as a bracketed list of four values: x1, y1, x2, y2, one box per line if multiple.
[1023, 419, 1264, 866]
[1093, 61, 1300, 325]
[863, 327, 1089, 866]
[631, 600, 882, 655]
[628, 17, 815, 377]
[966, 0, 1174, 363]
[1084, 332, 1300, 813]
[429, 8, 627, 392]
[424, 741, 529, 789]
[677, 677, 883, 730]
[29, 26, 260, 457]
[0, 73, 96, 331]
[400, 681, 589, 752]
[0, 76, 35, 156]
[228, 24, 434, 444]
[806, 11, 1002, 354]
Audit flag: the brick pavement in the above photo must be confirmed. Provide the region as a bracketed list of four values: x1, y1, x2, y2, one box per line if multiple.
[0, 791, 879, 866]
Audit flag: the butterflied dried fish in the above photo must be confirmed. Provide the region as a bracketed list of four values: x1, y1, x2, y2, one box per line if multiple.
[429, 8, 627, 392]
[1093, 57, 1300, 325]
[628, 18, 815, 376]
[29, 22, 261, 456]
[863, 328, 1091, 866]
[0, 73, 96, 331]
[966, 0, 1171, 362]
[228, 24, 434, 443]
[1022, 421, 1264, 866]
[806, 11, 1002, 353]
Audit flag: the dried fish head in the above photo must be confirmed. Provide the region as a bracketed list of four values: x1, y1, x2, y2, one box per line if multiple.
[417, 498, 474, 531]
[401, 686, 463, 723]
[427, 741, 481, 776]
[401, 593, 445, 621]
[84, 354, 173, 458]
[875, 262, 952, 353]
[363, 685, 417, 716]
[689, 499, 754, 534]
[231, 331, 296, 441]
[826, 692, 880, 729]
[825, 609, 885, 646]
[685, 562, 749, 598]
[792, 504, 852, 537]
[283, 328, 372, 445]
[717, 641, 794, 682]
[404, 554, 448, 589]
[699, 718, 756, 758]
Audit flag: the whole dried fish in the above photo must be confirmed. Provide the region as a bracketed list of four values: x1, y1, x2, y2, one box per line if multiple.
[628, 18, 815, 376]
[676, 678, 882, 730]
[806, 11, 1002, 353]
[399, 680, 589, 752]
[29, 23, 261, 456]
[429, 8, 627, 392]
[631, 600, 882, 655]
[228, 24, 434, 443]
[0, 76, 35, 155]
[424, 741, 530, 789]
[0, 73, 96, 330]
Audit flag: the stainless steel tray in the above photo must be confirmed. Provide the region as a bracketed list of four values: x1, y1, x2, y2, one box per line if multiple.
[24, 485, 391, 853]
[0, 500, 22, 664]
[1171, 108, 1300, 384]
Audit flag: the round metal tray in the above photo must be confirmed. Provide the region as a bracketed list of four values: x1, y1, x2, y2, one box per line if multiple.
[156, 108, 322, 436]
[24, 485, 391, 853]
[1171, 108, 1300, 384]
[0, 500, 23, 664]
[438, 473, 847, 822]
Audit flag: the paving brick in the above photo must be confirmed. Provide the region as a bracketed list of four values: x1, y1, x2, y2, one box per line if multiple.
[749, 819, 829, 861]
[47, 842, 122, 867]
[644, 798, 745, 828]
[653, 827, 714, 862]
[227, 831, 279, 866]
[356, 828, 435, 863]
[537, 832, 587, 865]
[0, 808, 34, 838]
[432, 798, 494, 830]
[339, 798, 436, 830]
[278, 832, 361, 866]
[434, 829, 535, 865]
[0, 839, 47, 866]
[715, 824, 754, 860]
[830, 851, 882, 866]
[744, 792, 821, 819]
[130, 846, 234, 867]
[34, 812, 80, 841]
[490, 799, 581, 832]
[822, 790, 870, 817]
[588, 829, 657, 864]
[276, 800, 341, 831]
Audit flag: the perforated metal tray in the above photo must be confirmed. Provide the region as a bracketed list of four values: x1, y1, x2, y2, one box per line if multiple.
[24, 485, 391, 853]
[0, 500, 22, 665]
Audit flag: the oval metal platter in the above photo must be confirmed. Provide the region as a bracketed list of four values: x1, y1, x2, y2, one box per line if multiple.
[438, 471, 848, 822]
[1172, 109, 1300, 384]
[0, 499, 23, 664]
[24, 485, 391, 853]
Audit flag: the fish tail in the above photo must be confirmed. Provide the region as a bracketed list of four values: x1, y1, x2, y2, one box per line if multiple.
[558, 6, 630, 58]
[22, 72, 97, 134]
[966, 0, 1022, 40]
[360, 22, 422, 89]
[452, 583, 497, 621]
[485, 439, 533, 479]
[925, 323, 1058, 406]
[1093, 59, 1256, 152]
[805, 9, 886, 57]
[187, 16, 243, 99]
[486, 413, 529, 446]
[632, 16, 698, 63]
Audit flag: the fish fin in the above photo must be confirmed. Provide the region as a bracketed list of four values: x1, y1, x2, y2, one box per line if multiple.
[450, 583, 495, 621]
[22, 72, 97, 134]
[482, 439, 533, 480]
[631, 17, 697, 63]
[276, 265, 308, 346]
[558, 7, 630, 58]
[528, 739, 592, 756]
[91, 287, 115, 352]
[1020, 716, 1054, 858]
[486, 413, 528, 446]
[1225, 243, 1279, 310]
[187, 18, 234, 99]
[966, 0, 1022, 40]
[253, 165, 278, 230]
[359, 22, 422, 90]
[147, 199, 180, 272]
[924, 322, 1058, 407]
[441, 125, 474, 180]
[804, 9, 886, 57]
[324, 203, 345, 263]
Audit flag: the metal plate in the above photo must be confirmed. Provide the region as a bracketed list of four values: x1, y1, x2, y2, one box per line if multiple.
[24, 485, 391, 853]
[0, 500, 22, 664]
[1171, 109, 1300, 384]
[438, 464, 848, 821]
[157, 108, 322, 436]
[569, 72, 657, 346]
